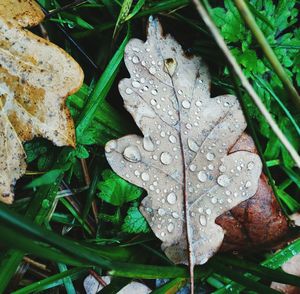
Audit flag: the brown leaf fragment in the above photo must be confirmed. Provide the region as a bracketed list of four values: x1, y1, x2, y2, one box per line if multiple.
[0, 0, 44, 27]
[216, 133, 289, 251]
[0, 1, 84, 204]
[105, 15, 262, 276]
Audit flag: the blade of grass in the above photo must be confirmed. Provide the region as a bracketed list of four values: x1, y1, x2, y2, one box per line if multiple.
[192, 0, 300, 168]
[113, 0, 133, 38]
[282, 166, 300, 189]
[59, 197, 93, 235]
[124, 0, 145, 21]
[82, 160, 101, 221]
[215, 255, 300, 287]
[57, 263, 76, 294]
[210, 261, 280, 294]
[214, 236, 300, 293]
[12, 267, 86, 294]
[0, 204, 212, 280]
[136, 0, 190, 17]
[252, 74, 300, 137]
[76, 29, 130, 137]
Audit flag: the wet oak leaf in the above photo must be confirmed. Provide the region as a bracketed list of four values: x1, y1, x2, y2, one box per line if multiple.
[0, 0, 84, 203]
[105, 18, 262, 269]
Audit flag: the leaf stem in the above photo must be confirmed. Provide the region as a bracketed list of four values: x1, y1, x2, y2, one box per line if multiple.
[234, 0, 300, 110]
[192, 0, 300, 169]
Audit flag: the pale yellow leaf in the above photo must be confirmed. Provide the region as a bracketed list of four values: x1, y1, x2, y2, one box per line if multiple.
[0, 0, 44, 27]
[0, 0, 83, 204]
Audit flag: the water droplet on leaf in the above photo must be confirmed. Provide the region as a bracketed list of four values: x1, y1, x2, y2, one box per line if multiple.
[217, 174, 230, 187]
[167, 192, 177, 204]
[123, 145, 141, 162]
[198, 171, 207, 182]
[160, 152, 172, 165]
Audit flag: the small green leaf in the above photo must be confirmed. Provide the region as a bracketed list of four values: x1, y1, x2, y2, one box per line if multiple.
[122, 206, 149, 233]
[75, 145, 89, 159]
[97, 170, 143, 206]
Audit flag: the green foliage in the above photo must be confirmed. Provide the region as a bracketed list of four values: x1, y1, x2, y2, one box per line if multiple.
[122, 204, 150, 233]
[211, 0, 299, 134]
[208, 0, 300, 214]
[97, 170, 143, 206]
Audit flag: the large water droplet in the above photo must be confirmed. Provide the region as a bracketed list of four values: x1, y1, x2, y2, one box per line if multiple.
[132, 81, 140, 88]
[150, 99, 157, 106]
[182, 100, 191, 109]
[149, 66, 156, 75]
[123, 145, 141, 162]
[217, 174, 231, 187]
[197, 171, 207, 182]
[172, 212, 179, 219]
[219, 165, 226, 172]
[206, 152, 215, 161]
[141, 172, 150, 182]
[199, 215, 207, 226]
[189, 164, 197, 172]
[211, 197, 217, 204]
[132, 55, 140, 64]
[167, 192, 177, 204]
[188, 139, 199, 152]
[169, 135, 177, 144]
[151, 89, 158, 96]
[143, 136, 154, 152]
[160, 152, 172, 165]
[206, 208, 212, 215]
[125, 88, 133, 95]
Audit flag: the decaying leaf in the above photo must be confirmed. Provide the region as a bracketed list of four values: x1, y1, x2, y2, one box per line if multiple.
[0, 0, 84, 204]
[105, 15, 262, 275]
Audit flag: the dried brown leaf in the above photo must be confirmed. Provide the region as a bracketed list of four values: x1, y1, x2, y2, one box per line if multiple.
[0, 0, 84, 204]
[105, 17, 262, 274]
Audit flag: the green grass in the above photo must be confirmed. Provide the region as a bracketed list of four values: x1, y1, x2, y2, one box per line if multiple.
[1, 0, 300, 292]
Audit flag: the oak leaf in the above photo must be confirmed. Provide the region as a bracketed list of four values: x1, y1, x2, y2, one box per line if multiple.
[0, 0, 84, 203]
[105, 17, 262, 272]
